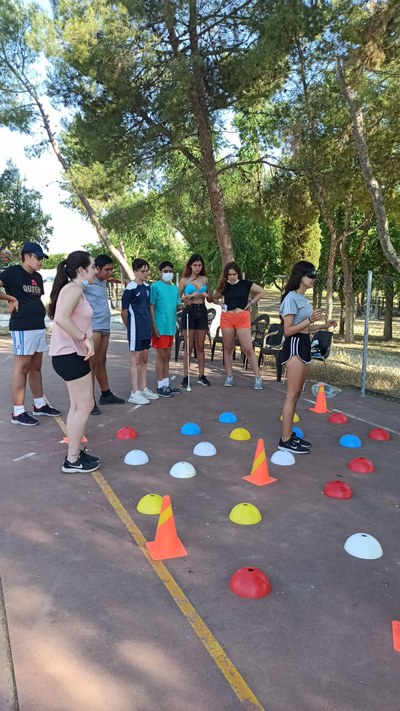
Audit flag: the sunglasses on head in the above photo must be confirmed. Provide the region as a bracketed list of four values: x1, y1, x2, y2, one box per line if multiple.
[305, 270, 317, 279]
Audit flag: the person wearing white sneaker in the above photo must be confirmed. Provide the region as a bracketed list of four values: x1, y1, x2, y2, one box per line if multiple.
[121, 258, 156, 403]
[210, 262, 265, 388]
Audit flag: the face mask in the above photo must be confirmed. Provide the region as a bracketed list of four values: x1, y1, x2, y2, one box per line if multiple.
[162, 272, 174, 283]
[81, 278, 89, 288]
[229, 279, 239, 285]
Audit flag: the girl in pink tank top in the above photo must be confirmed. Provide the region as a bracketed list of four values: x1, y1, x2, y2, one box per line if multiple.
[48, 251, 100, 474]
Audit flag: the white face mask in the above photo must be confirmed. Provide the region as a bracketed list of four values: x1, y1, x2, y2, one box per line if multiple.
[162, 272, 174, 283]
[229, 279, 239, 285]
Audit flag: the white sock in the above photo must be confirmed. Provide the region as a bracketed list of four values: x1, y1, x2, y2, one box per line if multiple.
[163, 378, 169, 387]
[157, 380, 164, 388]
[34, 397, 46, 408]
[13, 405, 25, 417]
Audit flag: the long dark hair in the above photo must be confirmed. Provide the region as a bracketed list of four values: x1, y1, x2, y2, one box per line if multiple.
[48, 251, 91, 319]
[281, 261, 316, 302]
[183, 253, 207, 278]
[216, 261, 243, 294]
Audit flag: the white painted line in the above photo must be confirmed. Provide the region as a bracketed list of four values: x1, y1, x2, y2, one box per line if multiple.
[13, 452, 37, 462]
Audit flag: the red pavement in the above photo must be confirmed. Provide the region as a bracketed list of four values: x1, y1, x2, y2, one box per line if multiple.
[1, 332, 400, 710]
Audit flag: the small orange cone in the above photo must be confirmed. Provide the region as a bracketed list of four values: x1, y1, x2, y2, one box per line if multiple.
[309, 384, 331, 414]
[146, 495, 187, 560]
[243, 439, 277, 486]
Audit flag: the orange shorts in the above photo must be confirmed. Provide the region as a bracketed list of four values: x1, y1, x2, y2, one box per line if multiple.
[220, 310, 251, 330]
[151, 335, 174, 349]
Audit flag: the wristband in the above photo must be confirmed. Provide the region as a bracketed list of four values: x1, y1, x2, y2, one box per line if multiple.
[80, 333, 87, 342]
[309, 317, 313, 324]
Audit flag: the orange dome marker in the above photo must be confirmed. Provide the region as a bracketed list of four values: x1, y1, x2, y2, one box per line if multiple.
[309, 383, 331, 414]
[243, 439, 277, 486]
[146, 495, 187, 561]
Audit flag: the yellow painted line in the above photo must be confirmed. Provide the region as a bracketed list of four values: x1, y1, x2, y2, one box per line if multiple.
[54, 414, 264, 708]
[91, 469, 265, 710]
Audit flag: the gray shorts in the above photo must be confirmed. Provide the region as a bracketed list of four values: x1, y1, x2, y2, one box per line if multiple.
[93, 329, 110, 337]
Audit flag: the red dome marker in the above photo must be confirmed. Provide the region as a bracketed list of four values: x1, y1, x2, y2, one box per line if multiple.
[230, 567, 272, 599]
[323, 480, 353, 499]
[347, 457, 375, 474]
[328, 412, 348, 424]
[116, 426, 138, 440]
[368, 427, 391, 441]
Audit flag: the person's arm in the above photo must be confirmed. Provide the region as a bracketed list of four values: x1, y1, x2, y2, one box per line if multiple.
[209, 289, 223, 305]
[121, 309, 128, 327]
[149, 303, 160, 338]
[283, 308, 324, 337]
[309, 318, 337, 331]
[0, 285, 18, 314]
[178, 278, 190, 308]
[245, 282, 266, 310]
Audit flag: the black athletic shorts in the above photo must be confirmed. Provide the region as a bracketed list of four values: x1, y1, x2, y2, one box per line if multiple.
[281, 333, 311, 365]
[181, 303, 208, 331]
[52, 353, 91, 382]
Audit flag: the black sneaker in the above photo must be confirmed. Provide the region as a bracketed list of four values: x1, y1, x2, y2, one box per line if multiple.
[156, 386, 174, 398]
[11, 411, 39, 426]
[278, 436, 310, 455]
[80, 447, 100, 465]
[167, 385, 181, 394]
[61, 454, 100, 474]
[99, 392, 125, 405]
[33, 403, 61, 417]
[181, 376, 188, 388]
[292, 432, 312, 448]
[198, 375, 211, 386]
[91, 401, 101, 415]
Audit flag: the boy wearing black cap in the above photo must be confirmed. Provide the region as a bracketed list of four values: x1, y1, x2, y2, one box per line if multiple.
[0, 242, 61, 425]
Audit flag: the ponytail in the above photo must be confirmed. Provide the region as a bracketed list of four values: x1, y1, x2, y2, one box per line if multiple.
[47, 250, 91, 319]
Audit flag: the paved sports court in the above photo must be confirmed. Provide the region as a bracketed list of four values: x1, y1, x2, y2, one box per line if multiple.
[0, 332, 399, 710]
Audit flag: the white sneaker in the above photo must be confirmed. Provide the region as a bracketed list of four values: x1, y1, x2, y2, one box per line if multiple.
[253, 376, 263, 390]
[128, 391, 150, 405]
[224, 375, 234, 387]
[141, 387, 159, 400]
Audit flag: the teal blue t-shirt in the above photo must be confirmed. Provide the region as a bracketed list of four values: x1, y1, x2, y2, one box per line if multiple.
[150, 280, 181, 335]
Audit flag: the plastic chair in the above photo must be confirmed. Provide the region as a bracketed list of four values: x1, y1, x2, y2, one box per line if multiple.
[310, 330, 333, 383]
[258, 324, 285, 382]
[206, 308, 216, 348]
[174, 312, 184, 361]
[243, 314, 270, 370]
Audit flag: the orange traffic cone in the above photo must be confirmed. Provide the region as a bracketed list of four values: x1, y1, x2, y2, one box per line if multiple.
[243, 439, 277, 486]
[146, 495, 187, 560]
[309, 384, 331, 414]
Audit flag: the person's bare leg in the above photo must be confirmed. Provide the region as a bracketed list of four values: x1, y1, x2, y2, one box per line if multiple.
[163, 346, 172, 379]
[183, 330, 195, 377]
[94, 334, 110, 391]
[221, 328, 235, 375]
[155, 349, 165, 382]
[281, 358, 308, 441]
[195, 329, 206, 376]
[130, 351, 141, 392]
[11, 354, 32, 405]
[65, 373, 93, 461]
[138, 351, 149, 390]
[237, 328, 259, 376]
[27, 351, 43, 398]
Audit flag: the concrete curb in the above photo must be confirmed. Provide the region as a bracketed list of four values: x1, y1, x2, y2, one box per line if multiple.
[0, 576, 19, 710]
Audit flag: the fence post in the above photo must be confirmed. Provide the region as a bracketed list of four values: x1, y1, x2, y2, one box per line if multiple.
[360, 270, 372, 397]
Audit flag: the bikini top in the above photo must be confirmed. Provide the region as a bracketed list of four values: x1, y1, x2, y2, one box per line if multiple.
[184, 280, 207, 295]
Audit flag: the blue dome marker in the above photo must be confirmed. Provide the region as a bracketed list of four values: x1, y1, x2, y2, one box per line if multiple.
[218, 411, 238, 424]
[180, 422, 202, 436]
[339, 434, 362, 448]
[292, 426, 305, 439]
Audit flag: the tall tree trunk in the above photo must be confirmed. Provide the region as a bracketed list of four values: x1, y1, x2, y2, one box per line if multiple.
[383, 278, 393, 340]
[336, 58, 400, 273]
[339, 234, 355, 342]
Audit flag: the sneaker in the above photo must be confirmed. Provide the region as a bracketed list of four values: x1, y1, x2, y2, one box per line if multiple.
[253, 377, 263, 390]
[80, 447, 101, 464]
[224, 375, 234, 387]
[128, 391, 150, 405]
[292, 433, 312, 448]
[181, 376, 188, 388]
[278, 435, 310, 455]
[91, 401, 101, 416]
[61, 454, 100, 474]
[99, 392, 125, 404]
[11, 411, 39, 426]
[156, 386, 174, 398]
[33, 403, 61, 417]
[141, 387, 159, 400]
[167, 385, 181, 394]
[198, 375, 211, 386]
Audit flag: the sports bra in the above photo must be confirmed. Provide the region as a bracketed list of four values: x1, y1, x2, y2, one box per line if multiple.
[184, 280, 207, 295]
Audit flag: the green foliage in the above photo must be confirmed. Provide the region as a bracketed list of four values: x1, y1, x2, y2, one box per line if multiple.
[0, 161, 52, 251]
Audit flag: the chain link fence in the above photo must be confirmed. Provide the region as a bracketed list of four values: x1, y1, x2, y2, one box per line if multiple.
[258, 271, 400, 400]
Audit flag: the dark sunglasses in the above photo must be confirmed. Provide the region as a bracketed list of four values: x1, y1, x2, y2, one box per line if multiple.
[305, 270, 317, 279]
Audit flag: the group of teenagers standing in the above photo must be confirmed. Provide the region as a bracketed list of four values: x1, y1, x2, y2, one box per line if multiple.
[0, 244, 336, 474]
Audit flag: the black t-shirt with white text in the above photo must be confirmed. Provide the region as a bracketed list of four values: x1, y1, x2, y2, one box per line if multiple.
[0, 265, 46, 330]
[224, 279, 253, 311]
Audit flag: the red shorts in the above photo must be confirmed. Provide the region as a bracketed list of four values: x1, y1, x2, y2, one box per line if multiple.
[152, 335, 174, 349]
[220, 310, 251, 330]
